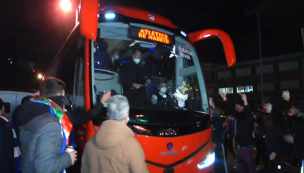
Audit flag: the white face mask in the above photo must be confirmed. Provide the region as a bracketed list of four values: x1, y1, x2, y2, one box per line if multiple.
[133, 58, 140, 64]
[113, 55, 119, 60]
[160, 87, 167, 94]
[266, 103, 272, 113]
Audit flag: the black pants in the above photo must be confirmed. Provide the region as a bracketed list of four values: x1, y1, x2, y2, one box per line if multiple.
[224, 135, 235, 159]
[270, 154, 283, 173]
[255, 140, 269, 169]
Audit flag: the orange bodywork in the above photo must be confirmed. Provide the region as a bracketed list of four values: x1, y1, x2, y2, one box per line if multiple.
[76, 0, 237, 172]
[80, 0, 99, 40]
[100, 6, 178, 29]
[188, 29, 236, 67]
[136, 128, 214, 172]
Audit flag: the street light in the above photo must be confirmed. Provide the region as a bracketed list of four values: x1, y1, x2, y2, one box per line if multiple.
[37, 73, 43, 80]
[60, 0, 72, 13]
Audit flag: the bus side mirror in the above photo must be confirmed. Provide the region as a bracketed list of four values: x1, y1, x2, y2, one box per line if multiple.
[80, 0, 99, 40]
[188, 29, 236, 67]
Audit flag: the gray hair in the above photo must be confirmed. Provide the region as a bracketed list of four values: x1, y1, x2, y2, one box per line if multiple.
[107, 95, 130, 121]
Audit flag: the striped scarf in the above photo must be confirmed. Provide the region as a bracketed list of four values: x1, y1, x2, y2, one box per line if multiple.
[32, 97, 73, 173]
[0, 116, 22, 173]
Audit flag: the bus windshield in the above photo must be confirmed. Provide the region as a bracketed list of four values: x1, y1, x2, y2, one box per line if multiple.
[92, 22, 209, 112]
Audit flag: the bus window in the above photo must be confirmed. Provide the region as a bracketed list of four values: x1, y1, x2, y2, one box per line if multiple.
[92, 23, 208, 112]
[47, 27, 85, 110]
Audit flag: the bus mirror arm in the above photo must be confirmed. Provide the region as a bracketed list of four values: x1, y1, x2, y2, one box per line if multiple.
[188, 29, 236, 67]
[80, 0, 99, 41]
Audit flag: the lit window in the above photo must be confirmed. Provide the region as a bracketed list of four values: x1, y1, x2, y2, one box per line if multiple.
[237, 86, 253, 93]
[219, 87, 233, 94]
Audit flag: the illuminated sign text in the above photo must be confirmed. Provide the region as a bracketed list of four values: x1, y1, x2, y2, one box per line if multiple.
[138, 29, 170, 44]
[130, 26, 175, 45]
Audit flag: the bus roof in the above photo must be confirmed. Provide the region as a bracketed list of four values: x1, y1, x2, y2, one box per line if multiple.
[99, 6, 178, 29]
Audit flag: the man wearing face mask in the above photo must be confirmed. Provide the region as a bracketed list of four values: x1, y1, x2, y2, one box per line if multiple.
[150, 81, 170, 109]
[120, 48, 149, 107]
[109, 49, 121, 72]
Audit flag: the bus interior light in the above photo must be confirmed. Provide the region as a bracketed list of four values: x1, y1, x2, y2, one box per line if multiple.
[105, 13, 116, 19]
[197, 152, 215, 169]
[181, 31, 187, 37]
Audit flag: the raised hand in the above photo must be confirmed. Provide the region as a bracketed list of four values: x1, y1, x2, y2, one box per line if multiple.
[209, 97, 215, 108]
[240, 94, 248, 105]
[101, 91, 111, 104]
[220, 93, 227, 101]
[133, 83, 143, 89]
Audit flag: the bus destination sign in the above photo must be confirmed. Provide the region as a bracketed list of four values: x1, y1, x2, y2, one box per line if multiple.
[130, 27, 175, 45]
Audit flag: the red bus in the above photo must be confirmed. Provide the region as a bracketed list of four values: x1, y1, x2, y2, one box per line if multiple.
[46, 0, 236, 172]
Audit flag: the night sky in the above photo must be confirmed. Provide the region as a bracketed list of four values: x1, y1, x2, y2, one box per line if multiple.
[1, 0, 304, 68]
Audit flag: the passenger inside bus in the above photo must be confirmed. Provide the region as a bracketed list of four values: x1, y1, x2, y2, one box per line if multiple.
[109, 49, 121, 72]
[120, 48, 149, 107]
[94, 39, 111, 69]
[150, 80, 172, 109]
[92, 37, 204, 111]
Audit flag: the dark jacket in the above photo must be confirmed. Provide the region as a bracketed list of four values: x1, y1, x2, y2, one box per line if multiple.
[120, 59, 147, 90]
[211, 108, 224, 144]
[0, 117, 14, 173]
[120, 60, 147, 107]
[224, 100, 254, 147]
[13, 96, 103, 137]
[264, 103, 287, 155]
[290, 113, 304, 159]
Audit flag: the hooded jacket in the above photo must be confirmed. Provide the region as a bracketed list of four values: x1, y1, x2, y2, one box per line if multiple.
[13, 96, 103, 173]
[81, 120, 149, 173]
[14, 96, 72, 173]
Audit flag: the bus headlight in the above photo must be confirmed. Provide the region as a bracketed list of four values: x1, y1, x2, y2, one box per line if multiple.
[197, 152, 215, 169]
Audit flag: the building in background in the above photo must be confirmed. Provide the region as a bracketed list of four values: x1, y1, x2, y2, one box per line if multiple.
[203, 52, 304, 108]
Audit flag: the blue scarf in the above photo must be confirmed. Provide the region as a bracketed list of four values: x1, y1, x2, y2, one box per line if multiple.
[0, 116, 22, 173]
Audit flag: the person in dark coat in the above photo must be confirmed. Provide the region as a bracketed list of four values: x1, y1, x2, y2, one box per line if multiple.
[150, 81, 171, 109]
[223, 113, 236, 162]
[94, 39, 111, 69]
[253, 112, 269, 170]
[220, 93, 255, 173]
[12, 95, 34, 138]
[0, 98, 15, 173]
[109, 49, 121, 72]
[120, 48, 149, 107]
[210, 97, 228, 173]
[264, 96, 288, 173]
[282, 91, 304, 170]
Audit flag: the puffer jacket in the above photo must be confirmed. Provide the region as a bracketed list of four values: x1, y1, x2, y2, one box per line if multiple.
[19, 113, 71, 173]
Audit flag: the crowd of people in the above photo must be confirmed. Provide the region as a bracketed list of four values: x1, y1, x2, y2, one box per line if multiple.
[0, 76, 303, 173]
[210, 91, 304, 173]
[0, 77, 148, 173]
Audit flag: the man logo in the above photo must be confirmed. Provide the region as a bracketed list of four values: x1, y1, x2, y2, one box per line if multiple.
[148, 14, 155, 21]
